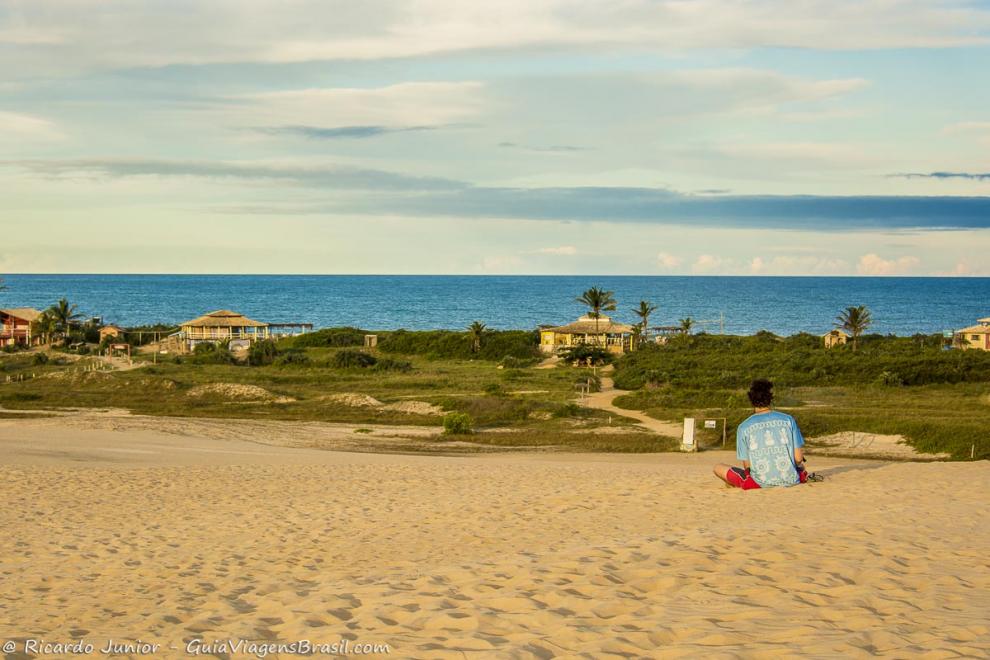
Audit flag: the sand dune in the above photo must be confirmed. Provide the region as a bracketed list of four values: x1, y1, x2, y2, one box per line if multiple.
[0, 420, 987, 657]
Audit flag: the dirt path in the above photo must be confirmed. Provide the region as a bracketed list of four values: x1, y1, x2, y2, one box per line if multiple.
[581, 369, 682, 438]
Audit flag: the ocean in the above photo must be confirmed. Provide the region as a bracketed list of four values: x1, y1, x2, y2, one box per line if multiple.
[1, 275, 987, 336]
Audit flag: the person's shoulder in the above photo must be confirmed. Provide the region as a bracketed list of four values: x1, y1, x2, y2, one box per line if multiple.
[771, 411, 798, 423]
[738, 413, 759, 428]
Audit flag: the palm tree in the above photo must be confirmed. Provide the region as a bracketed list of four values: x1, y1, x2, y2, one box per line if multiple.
[679, 317, 695, 335]
[835, 305, 872, 351]
[48, 298, 84, 344]
[467, 321, 487, 353]
[632, 300, 657, 346]
[576, 287, 617, 346]
[31, 311, 56, 345]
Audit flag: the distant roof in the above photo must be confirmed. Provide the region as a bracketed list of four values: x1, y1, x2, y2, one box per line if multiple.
[978, 317, 990, 323]
[547, 315, 635, 335]
[824, 329, 849, 337]
[180, 309, 267, 328]
[101, 324, 124, 331]
[1, 308, 43, 322]
[957, 324, 990, 334]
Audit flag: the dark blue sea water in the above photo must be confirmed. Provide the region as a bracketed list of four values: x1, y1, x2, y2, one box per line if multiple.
[1, 275, 987, 336]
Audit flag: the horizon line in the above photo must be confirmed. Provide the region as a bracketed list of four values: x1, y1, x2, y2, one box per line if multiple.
[3, 272, 990, 279]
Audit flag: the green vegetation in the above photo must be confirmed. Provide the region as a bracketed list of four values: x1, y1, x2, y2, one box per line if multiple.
[442, 412, 474, 435]
[0, 342, 623, 436]
[575, 287, 617, 333]
[614, 333, 990, 389]
[377, 328, 539, 360]
[47, 298, 84, 344]
[560, 345, 613, 366]
[289, 327, 366, 348]
[836, 305, 873, 350]
[248, 340, 280, 366]
[612, 333, 990, 459]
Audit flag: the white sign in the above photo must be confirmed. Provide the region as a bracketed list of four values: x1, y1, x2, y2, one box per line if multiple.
[704, 420, 717, 429]
[682, 418, 695, 449]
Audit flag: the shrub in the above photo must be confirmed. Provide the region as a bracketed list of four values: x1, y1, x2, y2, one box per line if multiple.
[552, 402, 581, 418]
[442, 412, 474, 435]
[372, 357, 412, 373]
[612, 333, 990, 390]
[876, 370, 904, 386]
[275, 350, 310, 366]
[499, 355, 539, 369]
[560, 345, 613, 366]
[483, 382, 506, 396]
[574, 373, 601, 393]
[189, 341, 233, 365]
[291, 327, 368, 348]
[379, 329, 539, 361]
[331, 350, 378, 369]
[248, 340, 280, 366]
[32, 353, 49, 366]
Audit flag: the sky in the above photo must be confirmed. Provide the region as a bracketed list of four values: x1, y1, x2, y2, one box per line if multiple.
[2, 0, 990, 276]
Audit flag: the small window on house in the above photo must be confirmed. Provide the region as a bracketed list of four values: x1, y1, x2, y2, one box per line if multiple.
[972, 335, 981, 341]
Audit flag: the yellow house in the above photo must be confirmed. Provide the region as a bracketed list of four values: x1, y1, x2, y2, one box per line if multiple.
[99, 324, 125, 342]
[540, 314, 636, 355]
[955, 317, 990, 351]
[823, 329, 849, 349]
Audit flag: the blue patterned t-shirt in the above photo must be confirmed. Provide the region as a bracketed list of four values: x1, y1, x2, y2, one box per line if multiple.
[736, 411, 805, 488]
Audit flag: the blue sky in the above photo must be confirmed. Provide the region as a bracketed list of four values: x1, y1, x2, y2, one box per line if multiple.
[2, 0, 990, 275]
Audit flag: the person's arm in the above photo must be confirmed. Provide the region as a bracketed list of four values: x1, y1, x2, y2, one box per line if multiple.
[793, 419, 806, 468]
[736, 425, 749, 471]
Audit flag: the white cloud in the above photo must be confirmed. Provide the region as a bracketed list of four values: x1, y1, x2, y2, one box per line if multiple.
[480, 255, 524, 272]
[857, 253, 920, 276]
[691, 254, 732, 274]
[0, 111, 61, 141]
[750, 255, 848, 275]
[656, 252, 682, 270]
[538, 246, 577, 256]
[937, 259, 990, 277]
[2, 1, 988, 75]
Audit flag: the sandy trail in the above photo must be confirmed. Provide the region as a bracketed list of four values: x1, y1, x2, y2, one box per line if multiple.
[582, 372, 683, 437]
[0, 418, 987, 658]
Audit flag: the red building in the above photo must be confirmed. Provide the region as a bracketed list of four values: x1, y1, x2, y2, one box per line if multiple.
[0, 308, 44, 347]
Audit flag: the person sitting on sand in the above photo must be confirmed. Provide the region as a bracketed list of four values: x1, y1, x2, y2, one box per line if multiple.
[713, 379, 808, 490]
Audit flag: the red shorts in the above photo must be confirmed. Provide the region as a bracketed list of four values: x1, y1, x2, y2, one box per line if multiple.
[726, 466, 808, 490]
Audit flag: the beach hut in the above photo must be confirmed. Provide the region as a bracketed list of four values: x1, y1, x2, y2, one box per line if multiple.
[954, 317, 990, 351]
[539, 314, 636, 355]
[823, 329, 848, 349]
[178, 310, 270, 351]
[0, 308, 43, 347]
[99, 324, 124, 342]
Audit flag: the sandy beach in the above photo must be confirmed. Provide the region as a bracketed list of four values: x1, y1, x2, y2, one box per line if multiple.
[1, 416, 988, 658]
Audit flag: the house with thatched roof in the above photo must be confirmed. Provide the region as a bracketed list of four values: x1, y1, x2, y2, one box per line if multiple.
[0, 308, 43, 347]
[177, 310, 270, 350]
[539, 314, 636, 355]
[954, 316, 990, 351]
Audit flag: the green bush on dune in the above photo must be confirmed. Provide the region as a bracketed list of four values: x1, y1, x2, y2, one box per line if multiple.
[613, 333, 990, 390]
[378, 329, 539, 361]
[289, 327, 367, 348]
[442, 412, 474, 435]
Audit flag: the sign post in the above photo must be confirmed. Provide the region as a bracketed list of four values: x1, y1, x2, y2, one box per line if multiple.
[681, 418, 696, 452]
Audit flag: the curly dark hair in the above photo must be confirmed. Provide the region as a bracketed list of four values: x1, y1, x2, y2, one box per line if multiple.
[747, 379, 774, 408]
